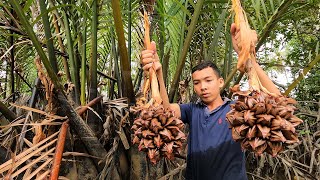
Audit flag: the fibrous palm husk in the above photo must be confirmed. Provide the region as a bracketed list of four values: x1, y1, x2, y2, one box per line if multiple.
[130, 12, 186, 164]
[227, 0, 303, 157]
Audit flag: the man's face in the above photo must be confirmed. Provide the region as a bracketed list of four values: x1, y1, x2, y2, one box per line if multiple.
[192, 67, 224, 104]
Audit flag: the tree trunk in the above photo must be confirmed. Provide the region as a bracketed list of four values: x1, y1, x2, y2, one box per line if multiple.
[56, 91, 106, 171]
[0, 100, 16, 122]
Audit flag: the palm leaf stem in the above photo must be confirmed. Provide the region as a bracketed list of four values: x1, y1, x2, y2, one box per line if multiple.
[111, 0, 135, 103]
[39, 0, 59, 74]
[168, 0, 204, 102]
[284, 55, 320, 96]
[89, 0, 98, 102]
[61, 6, 80, 104]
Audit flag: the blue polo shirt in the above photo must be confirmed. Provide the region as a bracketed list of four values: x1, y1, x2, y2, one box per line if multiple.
[179, 99, 247, 180]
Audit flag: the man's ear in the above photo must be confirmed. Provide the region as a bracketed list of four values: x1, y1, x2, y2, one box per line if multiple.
[219, 78, 224, 89]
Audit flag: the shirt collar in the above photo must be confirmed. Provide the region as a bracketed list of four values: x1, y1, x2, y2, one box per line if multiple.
[196, 97, 231, 106]
[196, 97, 231, 114]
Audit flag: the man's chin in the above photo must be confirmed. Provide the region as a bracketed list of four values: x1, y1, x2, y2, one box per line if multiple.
[200, 98, 210, 104]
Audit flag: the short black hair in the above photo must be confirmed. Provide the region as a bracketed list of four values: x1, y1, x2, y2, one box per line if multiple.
[191, 60, 221, 78]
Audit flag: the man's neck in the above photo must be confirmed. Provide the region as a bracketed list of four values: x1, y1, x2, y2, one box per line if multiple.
[206, 96, 224, 112]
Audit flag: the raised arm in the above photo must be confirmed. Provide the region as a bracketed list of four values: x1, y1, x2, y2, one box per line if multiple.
[230, 23, 281, 96]
[141, 41, 181, 118]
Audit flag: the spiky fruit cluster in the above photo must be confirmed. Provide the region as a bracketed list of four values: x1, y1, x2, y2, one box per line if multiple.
[226, 90, 303, 157]
[131, 105, 186, 164]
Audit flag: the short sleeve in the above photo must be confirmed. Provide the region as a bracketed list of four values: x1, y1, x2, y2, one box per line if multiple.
[179, 103, 192, 124]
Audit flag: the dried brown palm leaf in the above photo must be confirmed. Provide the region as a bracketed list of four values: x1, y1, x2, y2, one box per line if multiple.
[0, 131, 58, 174]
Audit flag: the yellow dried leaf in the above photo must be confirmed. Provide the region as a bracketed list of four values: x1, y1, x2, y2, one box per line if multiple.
[232, 0, 257, 72]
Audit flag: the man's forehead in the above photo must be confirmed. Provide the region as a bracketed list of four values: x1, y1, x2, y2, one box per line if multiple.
[192, 75, 214, 81]
[192, 69, 218, 80]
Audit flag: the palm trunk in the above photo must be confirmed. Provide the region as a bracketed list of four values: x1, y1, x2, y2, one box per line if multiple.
[0, 100, 16, 122]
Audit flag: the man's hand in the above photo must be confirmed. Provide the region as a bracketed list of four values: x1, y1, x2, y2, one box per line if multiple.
[141, 41, 162, 72]
[230, 23, 258, 55]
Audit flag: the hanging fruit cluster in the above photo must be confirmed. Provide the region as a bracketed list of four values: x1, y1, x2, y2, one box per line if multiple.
[131, 105, 185, 164]
[226, 86, 303, 157]
[227, 0, 303, 157]
[131, 12, 186, 164]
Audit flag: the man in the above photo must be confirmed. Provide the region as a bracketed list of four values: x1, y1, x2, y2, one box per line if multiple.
[140, 23, 280, 179]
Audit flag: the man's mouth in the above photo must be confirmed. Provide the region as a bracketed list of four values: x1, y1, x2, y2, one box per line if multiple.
[201, 93, 210, 98]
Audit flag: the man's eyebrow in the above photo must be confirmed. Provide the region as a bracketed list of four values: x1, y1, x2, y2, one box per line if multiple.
[193, 76, 212, 81]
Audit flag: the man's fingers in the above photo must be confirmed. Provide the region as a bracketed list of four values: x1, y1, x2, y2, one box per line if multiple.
[153, 53, 159, 62]
[251, 30, 258, 43]
[141, 52, 154, 59]
[142, 63, 153, 71]
[150, 41, 157, 52]
[230, 23, 236, 34]
[141, 58, 154, 64]
[153, 62, 161, 71]
[235, 31, 240, 41]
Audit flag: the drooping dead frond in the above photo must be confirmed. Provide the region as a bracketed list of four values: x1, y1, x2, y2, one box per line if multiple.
[0, 131, 58, 179]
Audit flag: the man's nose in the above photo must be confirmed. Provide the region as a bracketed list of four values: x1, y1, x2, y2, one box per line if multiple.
[200, 83, 207, 91]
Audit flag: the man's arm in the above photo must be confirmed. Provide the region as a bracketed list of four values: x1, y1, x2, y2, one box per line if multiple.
[230, 23, 281, 96]
[141, 41, 181, 118]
